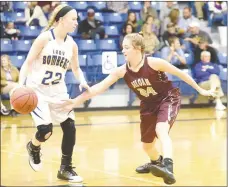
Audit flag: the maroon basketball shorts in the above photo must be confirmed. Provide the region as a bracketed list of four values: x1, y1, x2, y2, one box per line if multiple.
[140, 88, 181, 143]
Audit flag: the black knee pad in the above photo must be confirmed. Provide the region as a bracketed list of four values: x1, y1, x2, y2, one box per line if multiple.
[36, 123, 53, 142]
[60, 118, 76, 134]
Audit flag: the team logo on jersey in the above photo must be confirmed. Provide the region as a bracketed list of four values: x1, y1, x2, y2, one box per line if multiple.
[131, 78, 151, 88]
[42, 50, 70, 69]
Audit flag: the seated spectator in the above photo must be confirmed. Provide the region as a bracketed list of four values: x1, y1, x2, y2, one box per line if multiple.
[38, 1, 51, 12]
[50, 2, 61, 11]
[4, 22, 20, 40]
[37, 1, 54, 20]
[106, 2, 129, 13]
[161, 36, 187, 68]
[195, 2, 206, 20]
[78, 9, 107, 39]
[123, 11, 139, 32]
[144, 15, 159, 36]
[24, 1, 48, 27]
[162, 22, 185, 46]
[178, 7, 199, 33]
[183, 21, 212, 51]
[193, 37, 219, 67]
[161, 8, 184, 35]
[194, 51, 226, 110]
[208, 1, 227, 26]
[140, 1, 158, 22]
[119, 24, 134, 48]
[37, 1, 61, 13]
[160, 1, 179, 21]
[0, 1, 13, 12]
[1, 55, 20, 115]
[140, 23, 160, 55]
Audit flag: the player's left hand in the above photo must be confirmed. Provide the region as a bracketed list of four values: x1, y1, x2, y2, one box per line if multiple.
[79, 81, 90, 92]
[199, 88, 217, 98]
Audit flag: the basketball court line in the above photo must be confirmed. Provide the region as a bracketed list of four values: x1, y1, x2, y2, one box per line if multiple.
[0, 117, 225, 130]
[1, 150, 165, 186]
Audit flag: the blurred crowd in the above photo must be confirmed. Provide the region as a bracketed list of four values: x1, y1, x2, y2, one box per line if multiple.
[0, 1, 227, 115]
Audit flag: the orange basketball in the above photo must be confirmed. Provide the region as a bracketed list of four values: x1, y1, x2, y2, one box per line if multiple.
[10, 87, 38, 114]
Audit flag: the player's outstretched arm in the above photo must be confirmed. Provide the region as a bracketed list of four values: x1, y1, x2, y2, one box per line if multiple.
[57, 65, 126, 112]
[147, 57, 216, 97]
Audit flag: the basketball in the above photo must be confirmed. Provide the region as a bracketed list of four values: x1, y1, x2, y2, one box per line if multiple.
[10, 87, 38, 114]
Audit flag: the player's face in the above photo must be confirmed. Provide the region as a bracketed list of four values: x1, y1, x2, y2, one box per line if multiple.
[122, 38, 138, 61]
[63, 9, 78, 33]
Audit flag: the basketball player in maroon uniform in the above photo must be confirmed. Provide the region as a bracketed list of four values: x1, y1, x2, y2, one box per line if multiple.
[57, 33, 216, 184]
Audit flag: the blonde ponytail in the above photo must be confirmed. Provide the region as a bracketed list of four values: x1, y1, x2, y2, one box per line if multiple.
[43, 4, 69, 32]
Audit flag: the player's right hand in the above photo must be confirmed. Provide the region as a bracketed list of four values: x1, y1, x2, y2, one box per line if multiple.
[199, 88, 217, 98]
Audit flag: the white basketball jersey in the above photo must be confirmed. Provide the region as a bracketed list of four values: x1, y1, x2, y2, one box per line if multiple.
[26, 29, 74, 101]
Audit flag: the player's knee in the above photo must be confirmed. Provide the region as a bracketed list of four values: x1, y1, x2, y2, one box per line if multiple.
[36, 124, 53, 142]
[60, 118, 76, 134]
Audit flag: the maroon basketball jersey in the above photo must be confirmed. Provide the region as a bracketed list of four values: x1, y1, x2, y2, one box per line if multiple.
[124, 57, 174, 102]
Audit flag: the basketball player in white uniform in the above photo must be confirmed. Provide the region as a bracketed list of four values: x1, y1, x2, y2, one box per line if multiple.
[16, 4, 88, 182]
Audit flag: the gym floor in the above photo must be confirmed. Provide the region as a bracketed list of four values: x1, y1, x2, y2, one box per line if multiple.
[1, 108, 226, 186]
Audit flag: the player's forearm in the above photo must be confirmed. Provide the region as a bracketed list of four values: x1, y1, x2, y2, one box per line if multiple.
[177, 71, 202, 93]
[19, 62, 29, 85]
[72, 67, 86, 84]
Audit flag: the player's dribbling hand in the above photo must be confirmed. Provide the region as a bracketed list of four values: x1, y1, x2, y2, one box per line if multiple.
[199, 88, 217, 98]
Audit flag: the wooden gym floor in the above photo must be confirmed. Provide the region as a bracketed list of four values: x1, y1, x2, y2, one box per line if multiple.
[1, 108, 227, 186]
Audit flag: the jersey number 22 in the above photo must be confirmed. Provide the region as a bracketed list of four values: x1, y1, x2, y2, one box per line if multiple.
[42, 71, 62, 85]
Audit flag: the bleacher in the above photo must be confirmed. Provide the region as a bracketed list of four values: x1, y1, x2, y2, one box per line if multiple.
[1, 1, 227, 108]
